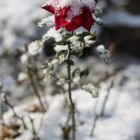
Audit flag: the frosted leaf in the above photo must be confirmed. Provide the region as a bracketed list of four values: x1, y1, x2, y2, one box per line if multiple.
[28, 41, 42, 56]
[43, 28, 63, 42]
[68, 35, 81, 46]
[84, 35, 95, 45]
[51, 59, 59, 65]
[54, 45, 68, 52]
[86, 40, 95, 45]
[68, 35, 79, 43]
[38, 16, 54, 27]
[84, 35, 92, 41]
[82, 83, 98, 98]
[43, 68, 52, 82]
[94, 16, 103, 25]
[47, 59, 59, 68]
[96, 45, 110, 64]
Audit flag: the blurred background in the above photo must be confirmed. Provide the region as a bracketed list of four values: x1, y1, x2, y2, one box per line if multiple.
[0, 0, 140, 140]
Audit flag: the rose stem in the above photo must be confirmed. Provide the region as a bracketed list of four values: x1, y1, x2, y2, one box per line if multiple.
[67, 43, 76, 140]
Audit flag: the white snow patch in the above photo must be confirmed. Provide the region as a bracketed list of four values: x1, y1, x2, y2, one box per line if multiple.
[44, 0, 96, 20]
[3, 64, 140, 140]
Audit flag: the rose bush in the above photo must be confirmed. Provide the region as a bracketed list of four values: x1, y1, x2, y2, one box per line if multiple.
[42, 0, 98, 31]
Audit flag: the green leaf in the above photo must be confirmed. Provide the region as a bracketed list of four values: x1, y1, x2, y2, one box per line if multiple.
[43, 68, 52, 82]
[65, 59, 74, 66]
[80, 69, 90, 77]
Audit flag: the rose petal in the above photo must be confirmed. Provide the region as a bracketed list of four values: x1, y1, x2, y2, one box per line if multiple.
[55, 15, 69, 30]
[42, 4, 55, 14]
[64, 16, 82, 31]
[42, 1, 98, 32]
[81, 7, 94, 31]
[65, 7, 94, 31]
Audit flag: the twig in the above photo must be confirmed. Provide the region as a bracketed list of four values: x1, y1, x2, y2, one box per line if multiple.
[3, 94, 27, 129]
[26, 46, 46, 112]
[89, 99, 98, 137]
[28, 115, 38, 139]
[52, 74, 68, 106]
[67, 44, 76, 140]
[90, 80, 114, 137]
[34, 67, 48, 108]
[0, 86, 4, 138]
[100, 80, 114, 116]
[27, 66, 46, 112]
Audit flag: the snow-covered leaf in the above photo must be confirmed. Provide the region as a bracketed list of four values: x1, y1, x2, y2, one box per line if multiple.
[82, 83, 98, 98]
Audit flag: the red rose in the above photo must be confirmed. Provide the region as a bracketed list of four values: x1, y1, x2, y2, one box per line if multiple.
[42, 0, 98, 32]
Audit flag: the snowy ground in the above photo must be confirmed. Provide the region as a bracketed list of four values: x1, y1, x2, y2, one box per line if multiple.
[2, 59, 140, 140]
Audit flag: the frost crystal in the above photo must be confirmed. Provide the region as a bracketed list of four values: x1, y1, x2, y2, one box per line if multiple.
[38, 16, 54, 27]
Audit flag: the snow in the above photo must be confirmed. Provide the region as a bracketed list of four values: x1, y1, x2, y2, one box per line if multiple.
[3, 63, 140, 140]
[45, 0, 96, 11]
[43, 27, 63, 42]
[43, 0, 96, 21]
[28, 41, 42, 56]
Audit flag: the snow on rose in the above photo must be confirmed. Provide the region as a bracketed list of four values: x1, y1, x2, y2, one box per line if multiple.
[42, 0, 98, 31]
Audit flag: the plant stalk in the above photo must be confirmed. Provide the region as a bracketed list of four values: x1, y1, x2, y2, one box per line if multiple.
[67, 44, 76, 140]
[27, 66, 46, 112]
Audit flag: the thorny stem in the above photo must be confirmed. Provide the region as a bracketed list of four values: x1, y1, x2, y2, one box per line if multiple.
[67, 44, 76, 140]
